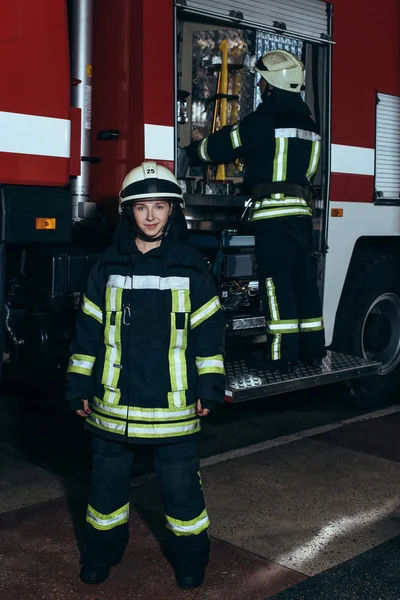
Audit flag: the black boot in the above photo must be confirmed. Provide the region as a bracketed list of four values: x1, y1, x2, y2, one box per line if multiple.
[80, 561, 111, 584]
[300, 354, 326, 369]
[175, 567, 205, 589]
[248, 354, 296, 374]
[264, 359, 297, 374]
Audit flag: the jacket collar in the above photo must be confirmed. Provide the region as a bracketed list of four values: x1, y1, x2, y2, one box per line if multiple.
[119, 229, 171, 258]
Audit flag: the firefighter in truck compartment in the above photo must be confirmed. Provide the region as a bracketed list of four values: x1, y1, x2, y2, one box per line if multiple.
[179, 49, 326, 373]
[65, 162, 226, 589]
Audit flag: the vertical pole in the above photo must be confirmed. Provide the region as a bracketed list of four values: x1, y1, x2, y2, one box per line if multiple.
[71, 0, 95, 220]
[215, 39, 229, 181]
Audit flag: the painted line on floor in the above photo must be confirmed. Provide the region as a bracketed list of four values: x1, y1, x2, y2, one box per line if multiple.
[199, 405, 400, 469]
[130, 406, 400, 486]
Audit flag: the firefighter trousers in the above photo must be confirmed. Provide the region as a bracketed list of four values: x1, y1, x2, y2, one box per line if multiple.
[84, 434, 210, 571]
[254, 217, 326, 362]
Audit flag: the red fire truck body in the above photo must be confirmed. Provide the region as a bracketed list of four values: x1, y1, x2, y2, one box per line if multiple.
[1, 0, 399, 402]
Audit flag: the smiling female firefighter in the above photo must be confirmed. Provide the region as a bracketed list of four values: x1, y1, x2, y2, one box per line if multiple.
[65, 162, 226, 589]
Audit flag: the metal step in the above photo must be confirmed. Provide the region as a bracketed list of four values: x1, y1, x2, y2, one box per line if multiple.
[224, 351, 381, 403]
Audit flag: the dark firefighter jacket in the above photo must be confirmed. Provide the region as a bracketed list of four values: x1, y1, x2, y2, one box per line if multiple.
[186, 90, 321, 221]
[65, 225, 226, 444]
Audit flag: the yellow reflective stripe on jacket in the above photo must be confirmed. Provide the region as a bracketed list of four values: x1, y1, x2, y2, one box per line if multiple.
[266, 320, 299, 334]
[105, 286, 123, 311]
[87, 412, 200, 438]
[230, 124, 242, 149]
[168, 313, 188, 407]
[92, 397, 196, 422]
[86, 502, 129, 531]
[306, 140, 321, 180]
[198, 138, 212, 162]
[82, 294, 103, 324]
[196, 354, 225, 375]
[171, 289, 191, 312]
[101, 288, 123, 389]
[251, 206, 312, 220]
[165, 508, 210, 536]
[299, 317, 324, 331]
[67, 353, 95, 376]
[103, 386, 121, 404]
[190, 296, 221, 330]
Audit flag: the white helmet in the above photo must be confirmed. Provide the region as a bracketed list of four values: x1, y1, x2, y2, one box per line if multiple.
[255, 50, 304, 93]
[119, 161, 184, 214]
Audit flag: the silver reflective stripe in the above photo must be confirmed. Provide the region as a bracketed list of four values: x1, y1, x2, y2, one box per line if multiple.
[166, 510, 210, 535]
[255, 197, 309, 208]
[70, 357, 94, 370]
[195, 357, 224, 370]
[93, 397, 196, 421]
[199, 138, 211, 162]
[252, 207, 312, 220]
[230, 124, 241, 149]
[190, 296, 221, 329]
[267, 322, 298, 332]
[82, 295, 103, 324]
[306, 140, 321, 180]
[87, 504, 129, 530]
[275, 128, 321, 142]
[127, 421, 200, 437]
[86, 413, 127, 434]
[107, 275, 190, 291]
[299, 319, 324, 330]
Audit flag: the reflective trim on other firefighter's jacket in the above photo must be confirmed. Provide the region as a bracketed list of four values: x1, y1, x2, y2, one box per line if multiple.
[67, 353, 96, 376]
[107, 274, 190, 291]
[272, 136, 288, 182]
[86, 411, 200, 439]
[198, 138, 212, 163]
[265, 278, 281, 360]
[190, 296, 222, 330]
[252, 206, 312, 220]
[266, 320, 300, 334]
[306, 139, 321, 180]
[299, 317, 324, 331]
[93, 397, 197, 421]
[254, 197, 309, 209]
[86, 502, 129, 531]
[165, 508, 210, 536]
[275, 128, 321, 143]
[168, 313, 189, 408]
[230, 124, 242, 149]
[82, 294, 103, 324]
[196, 355, 225, 375]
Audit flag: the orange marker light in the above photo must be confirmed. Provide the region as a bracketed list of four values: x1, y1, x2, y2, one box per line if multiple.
[36, 218, 56, 230]
[331, 208, 344, 218]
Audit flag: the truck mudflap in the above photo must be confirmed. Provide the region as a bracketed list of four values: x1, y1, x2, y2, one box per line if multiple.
[224, 351, 381, 403]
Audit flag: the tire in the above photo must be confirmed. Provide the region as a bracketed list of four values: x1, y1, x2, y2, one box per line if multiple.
[332, 249, 400, 407]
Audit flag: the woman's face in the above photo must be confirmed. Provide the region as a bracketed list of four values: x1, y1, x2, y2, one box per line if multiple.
[132, 199, 172, 238]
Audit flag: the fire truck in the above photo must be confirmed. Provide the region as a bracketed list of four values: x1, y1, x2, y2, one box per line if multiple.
[1, 0, 399, 404]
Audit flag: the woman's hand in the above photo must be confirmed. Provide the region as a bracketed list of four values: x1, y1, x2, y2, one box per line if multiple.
[196, 399, 210, 417]
[76, 399, 92, 418]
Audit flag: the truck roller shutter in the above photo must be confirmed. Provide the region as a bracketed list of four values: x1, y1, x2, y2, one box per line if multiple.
[375, 93, 400, 203]
[176, 0, 331, 43]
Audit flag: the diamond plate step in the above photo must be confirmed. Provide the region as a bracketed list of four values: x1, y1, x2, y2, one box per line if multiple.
[225, 351, 381, 403]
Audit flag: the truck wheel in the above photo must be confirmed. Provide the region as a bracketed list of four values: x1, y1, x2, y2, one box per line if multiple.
[332, 249, 400, 407]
